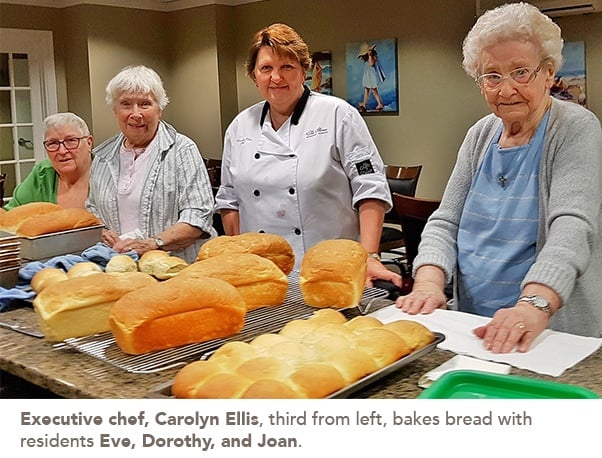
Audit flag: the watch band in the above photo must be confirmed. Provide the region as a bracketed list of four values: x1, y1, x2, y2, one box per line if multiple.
[367, 252, 381, 261]
[518, 295, 552, 316]
[154, 237, 165, 250]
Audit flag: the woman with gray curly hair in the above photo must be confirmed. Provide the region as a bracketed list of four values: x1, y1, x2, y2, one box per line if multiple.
[396, 2, 602, 352]
[87, 65, 217, 263]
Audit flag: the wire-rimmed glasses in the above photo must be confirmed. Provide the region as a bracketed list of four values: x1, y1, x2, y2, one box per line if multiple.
[43, 136, 90, 152]
[476, 59, 547, 91]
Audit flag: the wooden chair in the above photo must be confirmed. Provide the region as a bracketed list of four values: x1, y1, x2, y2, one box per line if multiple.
[379, 165, 422, 255]
[203, 157, 225, 235]
[391, 192, 441, 270]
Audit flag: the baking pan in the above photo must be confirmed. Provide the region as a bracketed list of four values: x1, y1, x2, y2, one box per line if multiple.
[0, 265, 20, 289]
[146, 332, 445, 398]
[19, 224, 104, 260]
[418, 370, 598, 399]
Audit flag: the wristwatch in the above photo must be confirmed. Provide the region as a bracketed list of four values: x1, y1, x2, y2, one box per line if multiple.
[518, 295, 552, 316]
[154, 237, 165, 250]
[367, 252, 381, 261]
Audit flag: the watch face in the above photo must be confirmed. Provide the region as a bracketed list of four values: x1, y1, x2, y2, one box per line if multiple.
[155, 238, 164, 247]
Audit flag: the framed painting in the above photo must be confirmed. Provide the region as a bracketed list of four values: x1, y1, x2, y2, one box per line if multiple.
[551, 41, 586, 106]
[306, 51, 332, 95]
[346, 38, 398, 115]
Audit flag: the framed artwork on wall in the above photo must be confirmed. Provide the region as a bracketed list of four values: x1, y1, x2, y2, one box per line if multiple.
[345, 38, 398, 115]
[306, 51, 332, 95]
[551, 41, 586, 106]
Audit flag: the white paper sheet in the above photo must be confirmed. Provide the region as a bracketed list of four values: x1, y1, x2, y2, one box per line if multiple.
[370, 305, 602, 377]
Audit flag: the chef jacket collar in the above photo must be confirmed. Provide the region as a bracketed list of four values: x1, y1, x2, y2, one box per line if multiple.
[260, 85, 311, 127]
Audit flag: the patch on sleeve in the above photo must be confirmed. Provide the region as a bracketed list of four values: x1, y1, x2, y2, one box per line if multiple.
[355, 159, 375, 175]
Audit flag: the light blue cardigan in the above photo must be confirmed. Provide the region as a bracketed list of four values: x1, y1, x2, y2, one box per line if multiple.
[414, 97, 602, 337]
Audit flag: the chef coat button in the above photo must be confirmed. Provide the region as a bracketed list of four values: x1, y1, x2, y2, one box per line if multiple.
[294, 228, 301, 235]
[253, 189, 260, 197]
[289, 154, 295, 158]
[254, 153, 260, 159]
[258, 230, 265, 233]
[288, 187, 295, 195]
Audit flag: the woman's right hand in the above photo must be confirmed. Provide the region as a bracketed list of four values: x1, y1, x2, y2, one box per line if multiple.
[395, 265, 447, 314]
[102, 229, 120, 248]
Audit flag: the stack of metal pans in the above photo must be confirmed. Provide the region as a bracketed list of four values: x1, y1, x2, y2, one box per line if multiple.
[0, 231, 21, 288]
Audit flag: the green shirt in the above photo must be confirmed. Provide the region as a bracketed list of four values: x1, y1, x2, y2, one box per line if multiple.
[3, 159, 58, 210]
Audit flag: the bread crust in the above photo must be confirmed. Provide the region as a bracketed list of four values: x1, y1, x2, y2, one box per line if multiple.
[196, 232, 295, 275]
[16, 208, 101, 237]
[299, 239, 367, 308]
[109, 275, 247, 354]
[33, 271, 158, 341]
[179, 253, 288, 310]
[0, 202, 63, 233]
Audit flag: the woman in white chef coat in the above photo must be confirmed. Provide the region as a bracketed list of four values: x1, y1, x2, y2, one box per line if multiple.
[215, 23, 401, 287]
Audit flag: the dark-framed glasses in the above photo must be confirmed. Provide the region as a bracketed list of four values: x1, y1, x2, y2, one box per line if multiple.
[476, 59, 547, 91]
[43, 136, 89, 152]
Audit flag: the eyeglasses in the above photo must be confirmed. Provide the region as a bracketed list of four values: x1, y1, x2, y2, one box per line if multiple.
[43, 136, 89, 152]
[476, 59, 547, 91]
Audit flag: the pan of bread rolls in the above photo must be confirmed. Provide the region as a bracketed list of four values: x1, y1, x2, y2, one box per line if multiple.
[148, 309, 444, 399]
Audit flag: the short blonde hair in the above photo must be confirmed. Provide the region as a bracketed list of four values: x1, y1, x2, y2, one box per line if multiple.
[462, 2, 563, 79]
[245, 23, 311, 81]
[105, 65, 170, 109]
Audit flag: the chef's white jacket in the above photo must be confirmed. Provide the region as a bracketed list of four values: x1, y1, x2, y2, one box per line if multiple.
[216, 89, 392, 268]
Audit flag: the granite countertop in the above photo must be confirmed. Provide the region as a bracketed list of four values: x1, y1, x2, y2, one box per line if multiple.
[1, 306, 600, 399]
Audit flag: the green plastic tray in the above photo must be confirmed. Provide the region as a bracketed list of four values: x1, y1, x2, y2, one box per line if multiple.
[418, 370, 598, 399]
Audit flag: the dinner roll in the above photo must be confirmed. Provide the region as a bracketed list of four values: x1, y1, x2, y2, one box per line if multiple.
[67, 262, 103, 278]
[105, 254, 138, 273]
[30, 268, 68, 294]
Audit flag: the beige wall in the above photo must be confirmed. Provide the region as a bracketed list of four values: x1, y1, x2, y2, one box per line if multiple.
[1, 0, 600, 198]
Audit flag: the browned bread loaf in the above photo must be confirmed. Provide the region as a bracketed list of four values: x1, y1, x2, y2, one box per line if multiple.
[299, 239, 367, 308]
[16, 208, 101, 237]
[172, 312, 434, 399]
[109, 275, 247, 355]
[178, 253, 288, 310]
[138, 250, 188, 279]
[30, 267, 68, 294]
[196, 232, 295, 275]
[0, 202, 63, 233]
[33, 271, 158, 342]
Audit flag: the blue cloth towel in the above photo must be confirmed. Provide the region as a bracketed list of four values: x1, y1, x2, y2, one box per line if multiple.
[18, 254, 86, 283]
[0, 286, 35, 311]
[81, 242, 138, 267]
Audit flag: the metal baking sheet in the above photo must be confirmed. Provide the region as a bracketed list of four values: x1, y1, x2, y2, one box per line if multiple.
[146, 332, 446, 398]
[19, 224, 104, 260]
[57, 272, 391, 373]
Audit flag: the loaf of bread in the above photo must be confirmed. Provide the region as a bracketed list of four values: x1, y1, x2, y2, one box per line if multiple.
[33, 271, 158, 342]
[138, 250, 188, 279]
[30, 267, 68, 293]
[105, 254, 138, 273]
[0, 202, 63, 233]
[196, 232, 295, 275]
[172, 311, 435, 399]
[109, 275, 247, 355]
[299, 239, 367, 308]
[16, 208, 101, 237]
[178, 253, 288, 310]
[67, 261, 103, 278]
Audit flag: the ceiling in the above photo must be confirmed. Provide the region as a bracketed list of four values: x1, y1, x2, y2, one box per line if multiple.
[0, 0, 264, 11]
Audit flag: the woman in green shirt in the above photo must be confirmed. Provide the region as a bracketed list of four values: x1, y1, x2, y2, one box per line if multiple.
[4, 112, 93, 210]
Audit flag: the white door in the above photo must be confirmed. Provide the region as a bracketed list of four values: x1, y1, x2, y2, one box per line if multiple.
[0, 28, 58, 204]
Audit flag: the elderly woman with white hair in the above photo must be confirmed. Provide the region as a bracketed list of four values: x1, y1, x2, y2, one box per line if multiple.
[4, 112, 93, 210]
[396, 3, 602, 352]
[87, 65, 216, 263]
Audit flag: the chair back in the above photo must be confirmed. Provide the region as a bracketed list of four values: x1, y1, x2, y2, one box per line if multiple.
[384, 165, 422, 224]
[204, 158, 222, 195]
[392, 192, 440, 267]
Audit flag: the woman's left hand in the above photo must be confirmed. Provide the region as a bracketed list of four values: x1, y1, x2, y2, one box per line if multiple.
[473, 303, 549, 353]
[365, 257, 402, 288]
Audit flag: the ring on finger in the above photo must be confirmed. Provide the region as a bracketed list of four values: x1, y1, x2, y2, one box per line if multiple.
[514, 321, 526, 331]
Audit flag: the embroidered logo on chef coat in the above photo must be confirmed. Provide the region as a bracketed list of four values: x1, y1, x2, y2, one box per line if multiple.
[305, 127, 329, 138]
[236, 137, 253, 145]
[355, 159, 375, 175]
